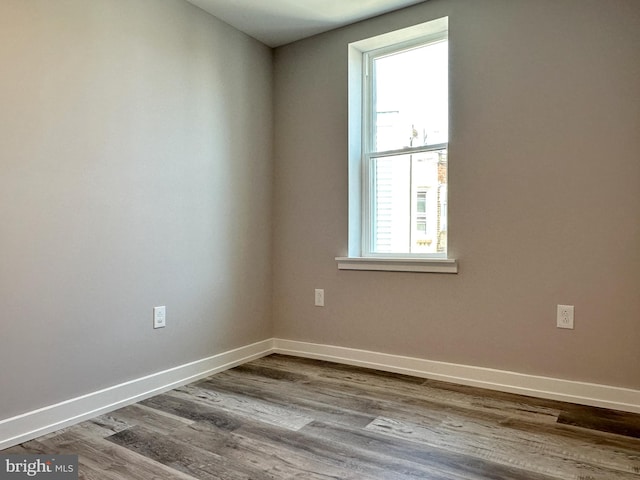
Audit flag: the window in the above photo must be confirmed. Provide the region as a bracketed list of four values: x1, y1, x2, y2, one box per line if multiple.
[364, 30, 448, 258]
[338, 17, 456, 273]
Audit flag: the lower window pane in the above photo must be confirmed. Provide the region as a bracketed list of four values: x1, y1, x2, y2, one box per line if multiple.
[373, 149, 447, 254]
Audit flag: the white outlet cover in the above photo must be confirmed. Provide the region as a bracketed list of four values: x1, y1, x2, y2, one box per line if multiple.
[153, 306, 166, 329]
[314, 289, 324, 307]
[557, 305, 574, 329]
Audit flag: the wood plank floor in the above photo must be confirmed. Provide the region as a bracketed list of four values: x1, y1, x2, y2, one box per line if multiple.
[4, 354, 640, 479]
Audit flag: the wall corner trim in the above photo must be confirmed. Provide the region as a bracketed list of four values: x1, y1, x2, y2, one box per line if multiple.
[0, 339, 274, 450]
[272, 339, 640, 415]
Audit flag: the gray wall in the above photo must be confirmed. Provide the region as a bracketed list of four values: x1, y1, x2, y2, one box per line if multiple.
[0, 0, 273, 419]
[272, 0, 640, 389]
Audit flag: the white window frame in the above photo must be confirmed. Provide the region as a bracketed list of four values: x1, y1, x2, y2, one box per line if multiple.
[337, 17, 457, 273]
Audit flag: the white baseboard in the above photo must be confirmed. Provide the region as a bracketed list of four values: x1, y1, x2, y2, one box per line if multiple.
[3, 337, 639, 451]
[0, 339, 274, 451]
[273, 339, 640, 414]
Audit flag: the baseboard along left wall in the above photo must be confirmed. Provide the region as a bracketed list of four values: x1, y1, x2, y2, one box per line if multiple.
[0, 339, 274, 450]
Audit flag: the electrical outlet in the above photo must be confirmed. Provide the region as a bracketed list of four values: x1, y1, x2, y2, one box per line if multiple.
[557, 305, 574, 329]
[153, 306, 166, 329]
[314, 289, 325, 307]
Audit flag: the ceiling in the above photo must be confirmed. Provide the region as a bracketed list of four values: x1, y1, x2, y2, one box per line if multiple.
[185, 0, 427, 47]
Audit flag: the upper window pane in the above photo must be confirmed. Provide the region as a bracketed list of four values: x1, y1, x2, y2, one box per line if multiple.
[373, 40, 448, 153]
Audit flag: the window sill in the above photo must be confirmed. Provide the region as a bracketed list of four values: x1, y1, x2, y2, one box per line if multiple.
[335, 257, 458, 274]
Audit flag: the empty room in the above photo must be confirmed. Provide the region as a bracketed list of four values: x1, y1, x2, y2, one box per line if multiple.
[1, 0, 639, 478]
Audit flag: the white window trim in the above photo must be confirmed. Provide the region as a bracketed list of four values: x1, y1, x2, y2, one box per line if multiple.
[340, 16, 457, 273]
[335, 256, 458, 273]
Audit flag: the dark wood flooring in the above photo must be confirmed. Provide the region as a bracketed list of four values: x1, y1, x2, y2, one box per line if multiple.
[4, 354, 640, 479]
